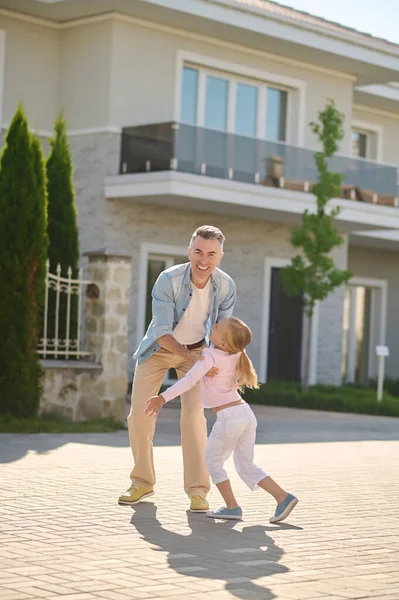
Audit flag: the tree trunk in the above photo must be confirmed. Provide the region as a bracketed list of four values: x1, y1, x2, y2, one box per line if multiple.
[303, 313, 313, 392]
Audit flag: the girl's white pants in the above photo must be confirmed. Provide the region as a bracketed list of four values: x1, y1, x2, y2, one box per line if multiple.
[205, 402, 267, 491]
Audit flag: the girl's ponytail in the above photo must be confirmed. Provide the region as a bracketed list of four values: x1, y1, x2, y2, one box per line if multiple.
[221, 316, 259, 391]
[236, 350, 258, 392]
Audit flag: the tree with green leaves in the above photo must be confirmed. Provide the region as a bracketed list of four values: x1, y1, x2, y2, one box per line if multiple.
[281, 99, 352, 390]
[0, 106, 48, 417]
[46, 113, 79, 342]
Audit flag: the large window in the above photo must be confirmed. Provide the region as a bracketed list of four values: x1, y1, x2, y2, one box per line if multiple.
[204, 75, 228, 131]
[341, 282, 386, 384]
[351, 126, 380, 161]
[352, 130, 368, 158]
[266, 87, 287, 142]
[235, 83, 258, 137]
[180, 65, 289, 142]
[181, 67, 198, 125]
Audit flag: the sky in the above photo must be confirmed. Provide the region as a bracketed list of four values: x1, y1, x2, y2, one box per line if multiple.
[273, 0, 399, 45]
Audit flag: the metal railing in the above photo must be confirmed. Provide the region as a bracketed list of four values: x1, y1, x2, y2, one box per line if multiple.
[37, 261, 92, 360]
[120, 122, 398, 207]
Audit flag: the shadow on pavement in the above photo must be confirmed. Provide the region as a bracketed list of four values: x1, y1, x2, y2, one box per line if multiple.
[0, 430, 129, 464]
[1, 405, 398, 464]
[137, 404, 399, 447]
[130, 502, 301, 599]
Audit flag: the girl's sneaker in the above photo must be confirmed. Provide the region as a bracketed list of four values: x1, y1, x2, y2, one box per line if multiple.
[207, 506, 243, 520]
[269, 493, 298, 523]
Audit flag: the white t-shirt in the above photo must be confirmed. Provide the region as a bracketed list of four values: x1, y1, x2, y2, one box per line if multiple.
[172, 280, 211, 345]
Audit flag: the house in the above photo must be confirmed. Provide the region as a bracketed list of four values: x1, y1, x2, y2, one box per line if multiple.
[1, 0, 398, 389]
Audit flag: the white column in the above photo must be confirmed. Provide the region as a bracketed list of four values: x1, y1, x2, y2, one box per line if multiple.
[346, 286, 358, 383]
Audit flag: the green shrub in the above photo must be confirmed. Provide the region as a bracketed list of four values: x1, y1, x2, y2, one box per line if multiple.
[243, 381, 399, 417]
[363, 378, 399, 398]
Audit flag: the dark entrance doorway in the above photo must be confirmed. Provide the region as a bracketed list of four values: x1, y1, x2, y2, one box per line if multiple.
[267, 267, 303, 382]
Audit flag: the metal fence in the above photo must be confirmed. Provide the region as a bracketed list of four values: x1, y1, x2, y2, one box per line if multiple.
[37, 261, 92, 360]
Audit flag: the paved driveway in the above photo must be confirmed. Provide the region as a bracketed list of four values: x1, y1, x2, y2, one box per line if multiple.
[1, 406, 399, 600]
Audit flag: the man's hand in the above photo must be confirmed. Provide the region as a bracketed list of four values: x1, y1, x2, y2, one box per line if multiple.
[187, 350, 217, 376]
[205, 367, 219, 378]
[186, 351, 206, 368]
[144, 395, 165, 417]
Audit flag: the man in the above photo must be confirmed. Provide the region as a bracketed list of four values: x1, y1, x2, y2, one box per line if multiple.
[119, 225, 236, 512]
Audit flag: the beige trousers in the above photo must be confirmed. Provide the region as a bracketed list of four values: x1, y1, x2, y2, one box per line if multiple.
[127, 346, 210, 498]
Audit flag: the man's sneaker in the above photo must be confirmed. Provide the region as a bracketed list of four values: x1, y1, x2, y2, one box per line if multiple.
[189, 495, 209, 512]
[118, 485, 154, 506]
[269, 493, 298, 523]
[207, 506, 243, 520]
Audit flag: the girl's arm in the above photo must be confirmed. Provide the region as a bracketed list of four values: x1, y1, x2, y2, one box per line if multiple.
[144, 349, 216, 416]
[161, 349, 216, 402]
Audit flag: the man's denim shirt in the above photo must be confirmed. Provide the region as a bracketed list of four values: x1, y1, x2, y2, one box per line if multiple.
[134, 262, 236, 364]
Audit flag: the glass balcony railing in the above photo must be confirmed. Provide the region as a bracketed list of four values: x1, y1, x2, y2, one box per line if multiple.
[120, 122, 398, 208]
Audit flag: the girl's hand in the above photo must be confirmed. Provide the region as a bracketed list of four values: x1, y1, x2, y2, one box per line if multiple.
[144, 395, 165, 417]
[205, 367, 219, 378]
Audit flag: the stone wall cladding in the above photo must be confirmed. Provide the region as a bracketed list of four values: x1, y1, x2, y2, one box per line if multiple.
[69, 132, 121, 256]
[316, 239, 348, 385]
[83, 253, 130, 420]
[39, 253, 130, 422]
[40, 364, 103, 421]
[104, 200, 348, 385]
[105, 201, 294, 380]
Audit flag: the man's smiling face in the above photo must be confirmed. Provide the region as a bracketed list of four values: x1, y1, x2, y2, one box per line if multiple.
[188, 236, 224, 287]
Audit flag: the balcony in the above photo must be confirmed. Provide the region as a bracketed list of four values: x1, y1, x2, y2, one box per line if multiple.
[119, 122, 398, 209]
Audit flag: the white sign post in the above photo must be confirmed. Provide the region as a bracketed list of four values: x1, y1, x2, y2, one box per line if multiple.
[376, 346, 389, 402]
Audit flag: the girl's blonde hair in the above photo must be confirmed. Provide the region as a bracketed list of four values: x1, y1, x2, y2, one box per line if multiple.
[222, 317, 259, 392]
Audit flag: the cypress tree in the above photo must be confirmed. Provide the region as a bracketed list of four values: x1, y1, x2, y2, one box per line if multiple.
[31, 132, 49, 343]
[46, 114, 79, 344]
[0, 106, 48, 417]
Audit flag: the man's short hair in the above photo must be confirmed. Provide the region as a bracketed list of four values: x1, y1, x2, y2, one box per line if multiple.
[190, 225, 225, 249]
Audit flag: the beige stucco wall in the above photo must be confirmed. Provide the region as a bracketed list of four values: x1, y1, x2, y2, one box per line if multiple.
[0, 13, 354, 148]
[0, 14, 59, 131]
[109, 19, 354, 151]
[348, 245, 399, 379]
[60, 21, 113, 130]
[0, 16, 114, 131]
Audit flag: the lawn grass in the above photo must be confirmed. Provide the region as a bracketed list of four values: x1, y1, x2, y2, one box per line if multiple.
[0, 413, 126, 433]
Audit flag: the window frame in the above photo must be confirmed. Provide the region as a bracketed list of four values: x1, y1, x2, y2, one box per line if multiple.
[176, 51, 306, 145]
[342, 278, 388, 384]
[351, 119, 383, 163]
[265, 85, 289, 143]
[351, 127, 372, 160]
[203, 72, 230, 133]
[182, 62, 291, 141]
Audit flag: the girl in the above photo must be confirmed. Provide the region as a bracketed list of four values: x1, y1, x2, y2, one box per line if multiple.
[144, 316, 298, 522]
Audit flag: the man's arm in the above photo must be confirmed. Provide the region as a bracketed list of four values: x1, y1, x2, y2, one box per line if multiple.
[217, 278, 237, 321]
[157, 334, 196, 366]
